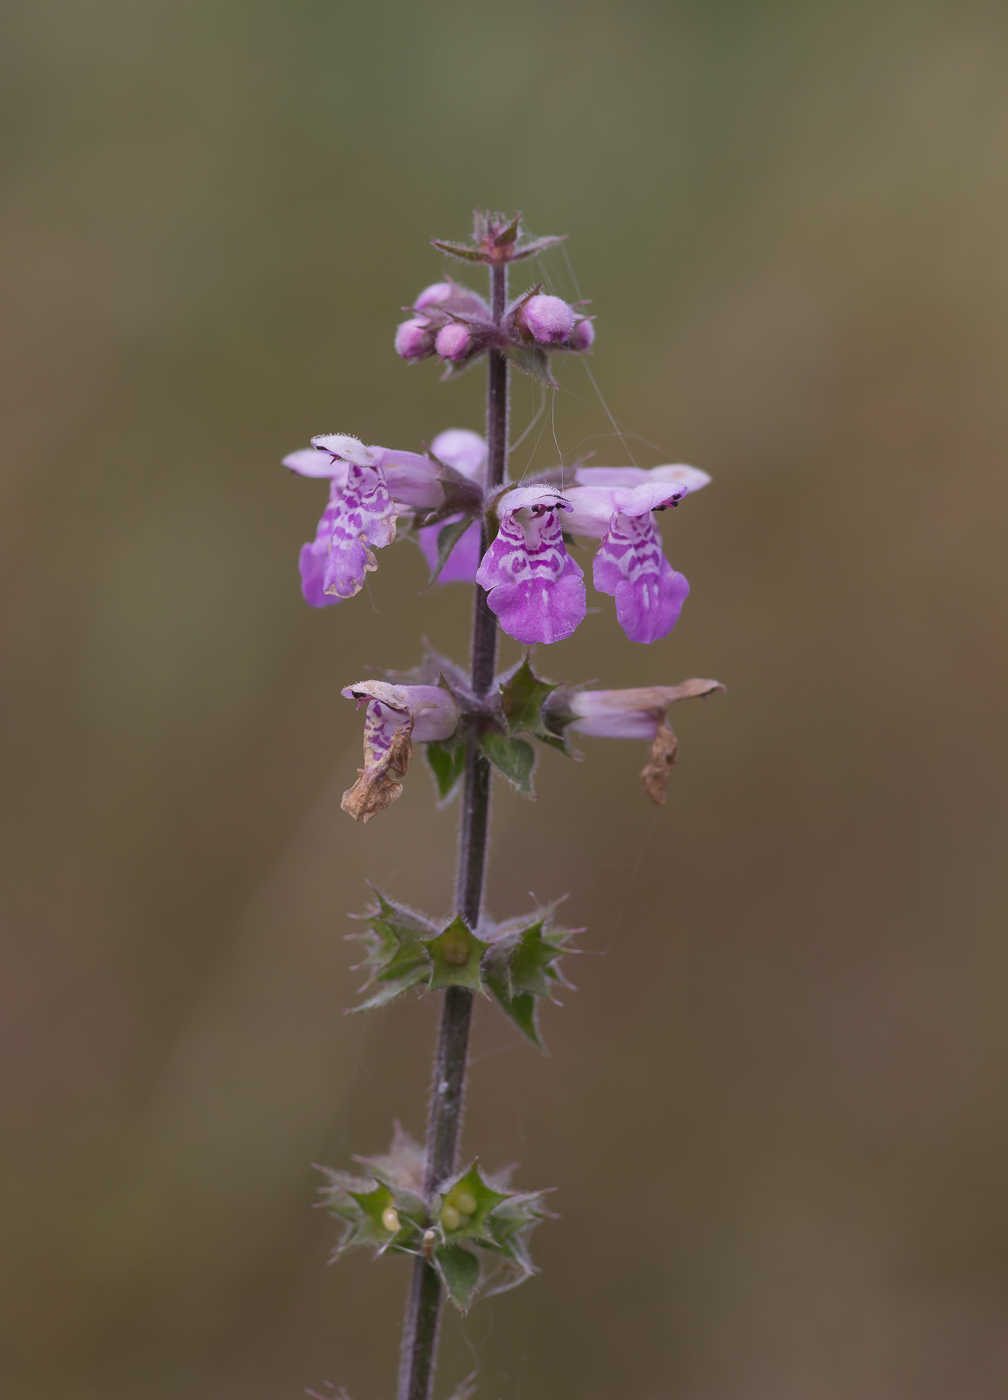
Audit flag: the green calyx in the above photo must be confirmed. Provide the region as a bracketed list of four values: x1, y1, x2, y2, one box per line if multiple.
[320, 1130, 555, 1314]
[349, 888, 577, 1047]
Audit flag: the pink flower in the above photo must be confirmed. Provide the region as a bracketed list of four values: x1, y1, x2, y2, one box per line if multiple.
[475, 486, 586, 645]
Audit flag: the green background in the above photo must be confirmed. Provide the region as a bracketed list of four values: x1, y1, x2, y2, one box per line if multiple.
[3, 2, 1007, 1397]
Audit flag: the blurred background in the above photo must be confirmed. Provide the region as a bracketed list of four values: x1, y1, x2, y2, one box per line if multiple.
[2, 2, 1007, 1397]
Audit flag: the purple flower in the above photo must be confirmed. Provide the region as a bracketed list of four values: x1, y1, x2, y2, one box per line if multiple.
[285, 435, 451, 607]
[435, 322, 472, 362]
[340, 681, 461, 823]
[518, 294, 575, 345]
[416, 429, 488, 586]
[564, 477, 701, 644]
[569, 317, 595, 352]
[548, 678, 724, 804]
[475, 486, 586, 645]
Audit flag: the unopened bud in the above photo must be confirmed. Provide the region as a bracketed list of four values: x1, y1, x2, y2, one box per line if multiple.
[440, 928, 470, 965]
[382, 1205, 401, 1232]
[395, 318, 436, 362]
[414, 281, 452, 311]
[519, 294, 575, 345]
[435, 322, 472, 362]
[569, 317, 595, 352]
[440, 1203, 462, 1231]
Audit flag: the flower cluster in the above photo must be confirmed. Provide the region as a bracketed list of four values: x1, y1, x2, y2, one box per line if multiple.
[285, 435, 710, 646]
[395, 278, 594, 371]
[319, 1124, 553, 1312]
[336, 651, 723, 821]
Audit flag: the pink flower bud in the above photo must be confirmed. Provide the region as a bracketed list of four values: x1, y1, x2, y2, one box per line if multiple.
[569, 317, 595, 352]
[414, 281, 453, 311]
[519, 294, 575, 345]
[395, 318, 436, 362]
[435, 322, 472, 362]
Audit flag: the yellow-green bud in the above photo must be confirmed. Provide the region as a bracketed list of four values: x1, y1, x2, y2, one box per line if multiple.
[452, 1189, 477, 1217]
[381, 1206, 400, 1233]
[440, 1203, 462, 1231]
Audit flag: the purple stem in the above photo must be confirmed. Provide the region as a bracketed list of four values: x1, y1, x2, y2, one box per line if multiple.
[396, 260, 508, 1400]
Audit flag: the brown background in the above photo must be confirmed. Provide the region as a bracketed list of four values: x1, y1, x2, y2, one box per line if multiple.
[2, 2, 1007, 1397]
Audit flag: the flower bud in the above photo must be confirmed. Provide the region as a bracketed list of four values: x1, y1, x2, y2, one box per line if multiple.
[519, 294, 575, 345]
[569, 317, 595, 352]
[435, 322, 472, 362]
[395, 317, 436, 362]
[414, 281, 452, 311]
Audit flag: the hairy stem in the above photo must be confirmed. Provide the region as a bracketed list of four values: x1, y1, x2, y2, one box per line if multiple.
[397, 260, 509, 1400]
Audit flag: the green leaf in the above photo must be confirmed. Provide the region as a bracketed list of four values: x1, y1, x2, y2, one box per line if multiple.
[499, 656, 559, 740]
[479, 728, 536, 796]
[504, 342, 556, 385]
[434, 1243, 481, 1312]
[424, 516, 476, 589]
[423, 915, 489, 992]
[436, 1162, 510, 1244]
[430, 238, 490, 263]
[424, 737, 467, 804]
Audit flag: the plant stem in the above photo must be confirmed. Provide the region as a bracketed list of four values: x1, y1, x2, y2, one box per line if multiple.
[396, 261, 509, 1400]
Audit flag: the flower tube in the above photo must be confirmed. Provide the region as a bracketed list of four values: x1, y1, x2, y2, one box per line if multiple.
[547, 678, 724, 804]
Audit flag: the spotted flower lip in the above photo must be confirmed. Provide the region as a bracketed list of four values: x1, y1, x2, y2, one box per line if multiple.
[340, 682, 461, 824]
[475, 486, 586, 645]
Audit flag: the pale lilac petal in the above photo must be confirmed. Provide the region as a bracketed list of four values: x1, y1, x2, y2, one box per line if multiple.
[575, 466, 650, 489]
[575, 463, 712, 494]
[650, 464, 712, 492]
[565, 481, 686, 537]
[430, 428, 487, 480]
[569, 318, 595, 351]
[284, 447, 347, 481]
[416, 517, 481, 584]
[435, 323, 471, 361]
[310, 434, 374, 467]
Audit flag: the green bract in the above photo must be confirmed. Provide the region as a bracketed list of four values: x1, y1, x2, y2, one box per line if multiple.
[319, 1130, 553, 1314]
[348, 891, 577, 1046]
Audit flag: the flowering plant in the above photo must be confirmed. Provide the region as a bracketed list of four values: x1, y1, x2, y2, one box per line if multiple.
[284, 212, 722, 1399]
